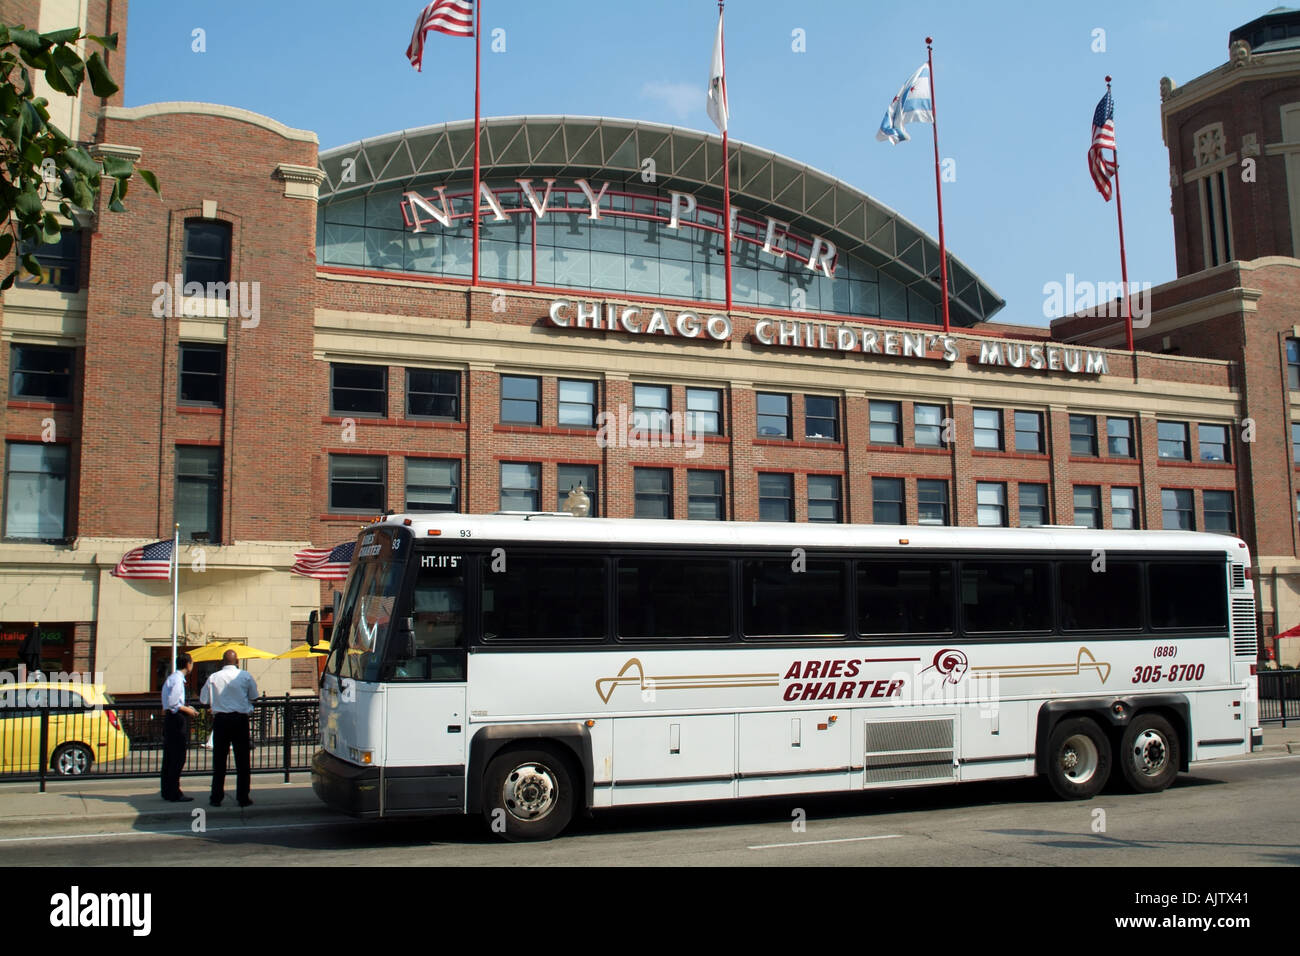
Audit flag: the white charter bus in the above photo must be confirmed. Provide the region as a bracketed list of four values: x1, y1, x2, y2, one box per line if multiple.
[310, 513, 1262, 841]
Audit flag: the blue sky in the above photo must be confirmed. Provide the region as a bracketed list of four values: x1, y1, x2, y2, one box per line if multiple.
[122, 0, 1270, 327]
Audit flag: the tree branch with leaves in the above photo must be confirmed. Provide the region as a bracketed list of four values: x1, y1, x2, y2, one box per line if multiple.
[0, 22, 159, 289]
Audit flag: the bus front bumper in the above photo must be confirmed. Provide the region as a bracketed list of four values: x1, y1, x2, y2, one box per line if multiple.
[312, 750, 466, 818]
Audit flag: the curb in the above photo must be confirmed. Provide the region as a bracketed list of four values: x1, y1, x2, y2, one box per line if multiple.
[0, 802, 336, 838]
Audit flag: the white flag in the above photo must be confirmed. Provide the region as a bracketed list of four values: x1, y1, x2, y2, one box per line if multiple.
[706, 9, 728, 133]
[877, 63, 933, 145]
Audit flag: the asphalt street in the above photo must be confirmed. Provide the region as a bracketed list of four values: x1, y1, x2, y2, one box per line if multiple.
[3, 752, 1297, 866]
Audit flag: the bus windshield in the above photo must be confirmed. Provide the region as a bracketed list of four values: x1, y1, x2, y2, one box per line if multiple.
[327, 528, 409, 682]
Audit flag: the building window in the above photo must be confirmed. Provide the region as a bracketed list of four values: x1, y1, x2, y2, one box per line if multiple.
[405, 458, 459, 512]
[500, 375, 541, 425]
[4, 443, 69, 539]
[917, 479, 950, 525]
[9, 345, 73, 402]
[330, 454, 385, 514]
[1161, 488, 1194, 530]
[976, 482, 1007, 527]
[1288, 339, 1300, 390]
[1157, 421, 1189, 459]
[635, 467, 673, 518]
[633, 384, 671, 437]
[1014, 411, 1044, 454]
[758, 473, 794, 521]
[176, 446, 222, 542]
[756, 392, 790, 438]
[914, 403, 945, 447]
[1069, 415, 1097, 456]
[687, 470, 725, 520]
[179, 344, 224, 407]
[1019, 483, 1048, 527]
[500, 462, 541, 511]
[1198, 424, 1230, 463]
[1294, 423, 1300, 464]
[1111, 487, 1138, 529]
[869, 401, 902, 445]
[183, 219, 231, 288]
[331, 364, 387, 417]
[808, 475, 842, 523]
[685, 388, 722, 436]
[872, 477, 904, 524]
[16, 230, 82, 290]
[806, 396, 839, 441]
[557, 379, 596, 428]
[1073, 485, 1101, 528]
[973, 408, 1003, 450]
[1107, 417, 1134, 457]
[557, 464, 598, 515]
[1199, 169, 1233, 268]
[407, 369, 460, 420]
[1203, 490, 1235, 533]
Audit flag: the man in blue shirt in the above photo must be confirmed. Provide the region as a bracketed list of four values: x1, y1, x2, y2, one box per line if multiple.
[160, 652, 197, 802]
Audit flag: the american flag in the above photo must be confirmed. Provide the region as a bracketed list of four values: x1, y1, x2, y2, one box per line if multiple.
[406, 0, 474, 71]
[110, 539, 174, 580]
[1089, 90, 1118, 200]
[292, 542, 356, 580]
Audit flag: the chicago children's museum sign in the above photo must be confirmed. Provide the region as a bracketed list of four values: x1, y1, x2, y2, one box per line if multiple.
[399, 177, 1109, 377]
[545, 299, 1112, 376]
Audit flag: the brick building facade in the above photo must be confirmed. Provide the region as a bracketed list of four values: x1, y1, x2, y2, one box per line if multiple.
[0, 2, 1292, 693]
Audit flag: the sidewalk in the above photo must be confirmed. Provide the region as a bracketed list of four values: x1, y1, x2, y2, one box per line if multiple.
[0, 771, 332, 837]
[1, 726, 1296, 838]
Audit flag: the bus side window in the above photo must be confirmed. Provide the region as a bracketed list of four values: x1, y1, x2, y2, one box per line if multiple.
[390, 564, 467, 681]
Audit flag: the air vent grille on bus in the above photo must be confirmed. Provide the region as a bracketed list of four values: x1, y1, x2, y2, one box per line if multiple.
[863, 718, 955, 785]
[1231, 565, 1246, 589]
[1231, 597, 1257, 658]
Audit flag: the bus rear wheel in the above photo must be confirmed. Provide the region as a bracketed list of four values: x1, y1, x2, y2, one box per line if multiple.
[1044, 717, 1111, 800]
[482, 747, 575, 842]
[1117, 714, 1180, 793]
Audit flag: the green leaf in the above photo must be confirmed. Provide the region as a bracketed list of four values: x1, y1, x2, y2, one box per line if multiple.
[72, 178, 95, 210]
[137, 168, 161, 196]
[85, 51, 118, 97]
[40, 27, 83, 45]
[100, 154, 132, 178]
[14, 185, 42, 218]
[21, 253, 44, 281]
[8, 28, 44, 51]
[46, 43, 84, 95]
[85, 32, 118, 52]
[0, 234, 12, 260]
[108, 197, 125, 213]
[62, 146, 99, 177]
[1, 272, 16, 292]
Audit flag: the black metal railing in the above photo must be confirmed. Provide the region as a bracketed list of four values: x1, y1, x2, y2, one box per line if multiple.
[0, 694, 320, 790]
[1259, 669, 1300, 727]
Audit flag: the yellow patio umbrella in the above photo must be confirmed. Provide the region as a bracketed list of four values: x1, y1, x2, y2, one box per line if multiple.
[274, 643, 332, 660]
[188, 641, 278, 662]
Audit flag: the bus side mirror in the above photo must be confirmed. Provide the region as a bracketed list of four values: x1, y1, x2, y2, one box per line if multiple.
[305, 610, 319, 648]
[332, 590, 342, 621]
[396, 616, 415, 659]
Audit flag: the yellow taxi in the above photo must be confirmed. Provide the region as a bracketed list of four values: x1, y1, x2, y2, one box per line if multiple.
[0, 681, 131, 775]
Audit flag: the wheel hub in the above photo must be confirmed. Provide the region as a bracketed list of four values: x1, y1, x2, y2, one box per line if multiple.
[1060, 734, 1098, 783]
[57, 748, 89, 775]
[1132, 730, 1168, 775]
[502, 763, 557, 821]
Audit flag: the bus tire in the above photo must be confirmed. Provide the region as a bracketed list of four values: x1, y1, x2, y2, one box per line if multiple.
[1044, 717, 1111, 800]
[1117, 713, 1180, 794]
[482, 746, 575, 842]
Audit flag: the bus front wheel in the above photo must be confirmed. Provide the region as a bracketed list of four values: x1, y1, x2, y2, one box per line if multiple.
[482, 746, 575, 842]
[1044, 717, 1111, 800]
[1117, 713, 1180, 793]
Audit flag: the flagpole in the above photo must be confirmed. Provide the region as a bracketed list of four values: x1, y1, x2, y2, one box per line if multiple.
[471, 0, 483, 287]
[719, 1, 733, 314]
[170, 522, 179, 673]
[925, 38, 951, 334]
[1107, 76, 1135, 353]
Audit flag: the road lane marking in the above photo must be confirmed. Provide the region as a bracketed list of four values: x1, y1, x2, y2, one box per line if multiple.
[748, 834, 901, 850]
[0, 820, 337, 845]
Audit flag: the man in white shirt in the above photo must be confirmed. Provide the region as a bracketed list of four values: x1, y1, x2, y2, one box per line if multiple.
[160, 652, 197, 802]
[199, 649, 260, 807]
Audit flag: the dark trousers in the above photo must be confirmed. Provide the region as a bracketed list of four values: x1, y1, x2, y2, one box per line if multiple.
[211, 712, 252, 803]
[161, 711, 190, 799]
